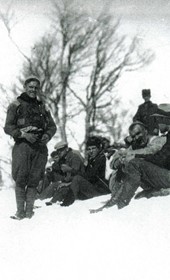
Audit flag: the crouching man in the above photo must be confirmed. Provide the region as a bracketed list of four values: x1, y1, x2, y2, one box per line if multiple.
[90, 121, 166, 213]
[106, 104, 170, 210]
[43, 141, 85, 206]
[59, 136, 111, 207]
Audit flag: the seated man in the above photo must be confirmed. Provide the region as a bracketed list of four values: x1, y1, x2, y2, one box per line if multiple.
[56, 136, 111, 206]
[90, 121, 166, 213]
[38, 141, 85, 203]
[102, 104, 170, 210]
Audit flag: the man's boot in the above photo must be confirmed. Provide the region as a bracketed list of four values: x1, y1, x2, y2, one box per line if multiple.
[25, 187, 37, 218]
[11, 186, 26, 220]
[61, 189, 75, 207]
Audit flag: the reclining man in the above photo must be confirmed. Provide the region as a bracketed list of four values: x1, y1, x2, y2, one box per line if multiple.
[47, 136, 111, 207]
[90, 120, 166, 213]
[97, 104, 170, 210]
[38, 141, 85, 204]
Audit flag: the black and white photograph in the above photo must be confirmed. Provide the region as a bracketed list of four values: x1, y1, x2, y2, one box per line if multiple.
[0, 1, 170, 280]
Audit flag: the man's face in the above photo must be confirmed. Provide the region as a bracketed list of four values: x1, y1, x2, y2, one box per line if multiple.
[143, 95, 151, 102]
[87, 145, 99, 159]
[24, 80, 40, 99]
[130, 125, 148, 149]
[57, 147, 67, 159]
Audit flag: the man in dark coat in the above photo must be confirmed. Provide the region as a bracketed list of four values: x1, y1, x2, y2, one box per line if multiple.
[59, 136, 110, 207]
[133, 89, 159, 135]
[4, 76, 56, 219]
[39, 141, 85, 203]
[109, 104, 170, 210]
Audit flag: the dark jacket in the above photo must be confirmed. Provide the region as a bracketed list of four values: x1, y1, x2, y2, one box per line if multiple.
[85, 152, 110, 194]
[86, 152, 106, 184]
[48, 148, 85, 183]
[64, 148, 85, 179]
[4, 92, 56, 143]
[133, 101, 158, 135]
[144, 132, 170, 170]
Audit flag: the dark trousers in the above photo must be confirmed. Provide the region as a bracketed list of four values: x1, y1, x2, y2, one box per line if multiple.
[12, 142, 48, 214]
[12, 142, 48, 188]
[119, 158, 170, 205]
[70, 175, 110, 200]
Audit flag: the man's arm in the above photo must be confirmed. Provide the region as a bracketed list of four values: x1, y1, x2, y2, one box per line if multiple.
[44, 110, 57, 140]
[125, 136, 166, 161]
[4, 102, 22, 139]
[61, 153, 85, 176]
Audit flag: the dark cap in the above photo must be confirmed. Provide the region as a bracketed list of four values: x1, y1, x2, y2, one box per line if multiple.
[142, 89, 151, 97]
[24, 76, 41, 86]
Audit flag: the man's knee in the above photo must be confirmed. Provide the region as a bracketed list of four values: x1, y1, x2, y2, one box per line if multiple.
[71, 174, 83, 184]
[126, 158, 143, 172]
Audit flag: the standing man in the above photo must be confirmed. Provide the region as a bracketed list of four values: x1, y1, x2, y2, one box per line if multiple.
[133, 89, 159, 135]
[4, 76, 56, 219]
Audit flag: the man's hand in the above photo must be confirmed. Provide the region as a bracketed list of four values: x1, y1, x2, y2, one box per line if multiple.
[61, 164, 72, 173]
[41, 134, 50, 145]
[110, 149, 127, 169]
[125, 152, 135, 162]
[22, 132, 38, 144]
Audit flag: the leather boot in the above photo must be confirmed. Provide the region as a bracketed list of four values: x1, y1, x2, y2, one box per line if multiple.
[61, 189, 75, 207]
[25, 187, 37, 218]
[14, 186, 26, 219]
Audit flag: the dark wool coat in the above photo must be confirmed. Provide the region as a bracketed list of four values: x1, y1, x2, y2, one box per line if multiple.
[133, 101, 158, 135]
[144, 132, 170, 170]
[4, 93, 56, 187]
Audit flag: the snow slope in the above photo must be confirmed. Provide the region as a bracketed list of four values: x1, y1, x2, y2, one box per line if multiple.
[0, 187, 170, 280]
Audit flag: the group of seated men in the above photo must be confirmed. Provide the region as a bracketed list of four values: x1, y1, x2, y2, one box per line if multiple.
[37, 103, 170, 212]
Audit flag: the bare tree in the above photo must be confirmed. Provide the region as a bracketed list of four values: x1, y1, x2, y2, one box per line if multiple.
[70, 14, 154, 145]
[0, 0, 154, 149]
[17, 0, 98, 141]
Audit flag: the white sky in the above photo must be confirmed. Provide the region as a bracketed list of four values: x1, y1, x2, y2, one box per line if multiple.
[0, 0, 170, 108]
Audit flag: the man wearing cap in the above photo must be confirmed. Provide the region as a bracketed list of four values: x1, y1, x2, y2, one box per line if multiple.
[4, 76, 56, 219]
[106, 104, 170, 209]
[40, 141, 85, 204]
[133, 89, 159, 135]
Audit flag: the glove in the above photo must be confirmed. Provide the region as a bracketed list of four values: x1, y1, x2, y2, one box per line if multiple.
[22, 132, 38, 144]
[41, 134, 50, 145]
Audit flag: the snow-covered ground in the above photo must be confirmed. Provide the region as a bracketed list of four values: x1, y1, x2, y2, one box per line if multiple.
[1, 187, 170, 280]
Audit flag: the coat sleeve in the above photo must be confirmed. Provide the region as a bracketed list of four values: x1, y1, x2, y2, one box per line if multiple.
[127, 136, 167, 158]
[69, 154, 85, 176]
[4, 102, 22, 139]
[44, 110, 57, 140]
